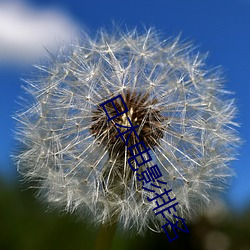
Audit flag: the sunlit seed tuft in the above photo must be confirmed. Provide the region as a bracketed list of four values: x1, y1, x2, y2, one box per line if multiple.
[14, 27, 240, 234]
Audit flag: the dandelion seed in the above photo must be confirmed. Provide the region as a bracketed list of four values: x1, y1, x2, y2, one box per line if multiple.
[14, 27, 240, 234]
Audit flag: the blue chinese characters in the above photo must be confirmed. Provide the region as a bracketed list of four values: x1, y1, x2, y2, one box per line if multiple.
[99, 94, 189, 241]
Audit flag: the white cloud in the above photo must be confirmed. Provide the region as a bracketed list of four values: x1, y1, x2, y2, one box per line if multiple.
[0, 1, 78, 65]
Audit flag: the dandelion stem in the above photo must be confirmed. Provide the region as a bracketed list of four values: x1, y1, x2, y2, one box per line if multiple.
[94, 220, 117, 250]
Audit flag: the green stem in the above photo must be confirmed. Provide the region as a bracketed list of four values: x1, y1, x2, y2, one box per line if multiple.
[94, 220, 117, 250]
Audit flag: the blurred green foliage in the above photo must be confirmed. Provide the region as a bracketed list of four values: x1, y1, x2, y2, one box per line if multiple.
[0, 176, 250, 250]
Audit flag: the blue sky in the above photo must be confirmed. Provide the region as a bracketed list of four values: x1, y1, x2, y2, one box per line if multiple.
[0, 0, 249, 210]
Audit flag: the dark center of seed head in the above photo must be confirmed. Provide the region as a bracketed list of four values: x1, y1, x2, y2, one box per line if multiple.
[90, 90, 165, 160]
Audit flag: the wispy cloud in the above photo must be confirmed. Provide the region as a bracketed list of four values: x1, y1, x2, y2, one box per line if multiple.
[0, 2, 78, 65]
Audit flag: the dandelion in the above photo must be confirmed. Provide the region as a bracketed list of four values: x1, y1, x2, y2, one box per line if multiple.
[14, 28, 239, 237]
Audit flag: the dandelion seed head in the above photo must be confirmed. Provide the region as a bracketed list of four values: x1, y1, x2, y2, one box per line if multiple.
[14, 27, 240, 234]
